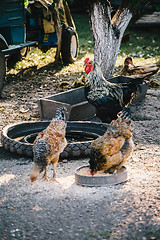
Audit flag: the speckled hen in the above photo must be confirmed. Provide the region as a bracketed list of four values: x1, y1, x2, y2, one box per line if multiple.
[30, 107, 67, 184]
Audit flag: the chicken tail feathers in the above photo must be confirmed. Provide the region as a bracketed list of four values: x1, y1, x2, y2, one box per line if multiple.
[122, 106, 131, 115]
[54, 107, 67, 122]
[122, 77, 143, 105]
[117, 107, 131, 124]
[89, 148, 98, 173]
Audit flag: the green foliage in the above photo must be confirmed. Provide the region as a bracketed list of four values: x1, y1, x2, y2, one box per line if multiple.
[119, 31, 160, 59]
[24, 0, 28, 6]
[73, 14, 94, 55]
[67, 0, 75, 3]
[155, 4, 160, 11]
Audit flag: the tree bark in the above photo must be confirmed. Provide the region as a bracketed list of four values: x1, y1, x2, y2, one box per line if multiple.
[89, 0, 133, 79]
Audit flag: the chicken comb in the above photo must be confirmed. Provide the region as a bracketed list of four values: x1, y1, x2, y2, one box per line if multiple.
[84, 58, 90, 65]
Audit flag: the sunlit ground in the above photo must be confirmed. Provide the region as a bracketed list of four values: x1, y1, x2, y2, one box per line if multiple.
[57, 175, 75, 189]
[0, 173, 16, 186]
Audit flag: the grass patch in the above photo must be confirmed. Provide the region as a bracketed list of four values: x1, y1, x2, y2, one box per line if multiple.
[73, 13, 94, 56]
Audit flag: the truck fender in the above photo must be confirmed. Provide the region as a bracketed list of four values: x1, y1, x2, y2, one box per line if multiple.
[0, 34, 9, 50]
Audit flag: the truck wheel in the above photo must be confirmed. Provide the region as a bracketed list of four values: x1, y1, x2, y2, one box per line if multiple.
[61, 27, 79, 64]
[0, 50, 6, 97]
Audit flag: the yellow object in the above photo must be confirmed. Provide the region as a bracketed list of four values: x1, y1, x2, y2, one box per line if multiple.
[43, 19, 55, 34]
[43, 34, 49, 42]
[149, 80, 160, 88]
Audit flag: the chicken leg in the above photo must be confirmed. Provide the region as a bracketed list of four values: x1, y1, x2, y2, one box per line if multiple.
[48, 157, 60, 183]
[40, 166, 50, 181]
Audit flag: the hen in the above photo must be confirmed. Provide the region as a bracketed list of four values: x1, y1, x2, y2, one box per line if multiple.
[89, 107, 134, 175]
[120, 57, 160, 79]
[84, 58, 143, 122]
[30, 107, 67, 184]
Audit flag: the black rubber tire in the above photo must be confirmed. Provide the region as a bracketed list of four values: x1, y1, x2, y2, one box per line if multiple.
[0, 50, 6, 97]
[61, 27, 79, 64]
[1, 121, 108, 159]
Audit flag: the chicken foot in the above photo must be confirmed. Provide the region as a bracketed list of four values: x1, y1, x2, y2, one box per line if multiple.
[40, 168, 50, 181]
[48, 168, 60, 184]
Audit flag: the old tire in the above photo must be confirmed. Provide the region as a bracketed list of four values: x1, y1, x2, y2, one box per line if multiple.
[61, 27, 79, 64]
[1, 121, 108, 159]
[0, 50, 6, 97]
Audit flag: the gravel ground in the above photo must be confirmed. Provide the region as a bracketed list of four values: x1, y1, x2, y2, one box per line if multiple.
[0, 66, 160, 240]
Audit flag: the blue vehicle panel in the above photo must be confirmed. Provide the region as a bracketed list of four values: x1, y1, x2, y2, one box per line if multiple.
[0, 0, 25, 44]
[38, 31, 58, 47]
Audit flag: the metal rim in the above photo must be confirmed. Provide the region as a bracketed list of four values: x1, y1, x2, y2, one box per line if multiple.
[70, 34, 77, 59]
[75, 165, 128, 187]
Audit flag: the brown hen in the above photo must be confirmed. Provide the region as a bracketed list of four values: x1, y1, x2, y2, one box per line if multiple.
[121, 57, 160, 79]
[30, 107, 67, 184]
[89, 107, 134, 175]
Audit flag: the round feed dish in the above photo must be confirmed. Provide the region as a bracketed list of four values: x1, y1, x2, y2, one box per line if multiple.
[75, 165, 128, 187]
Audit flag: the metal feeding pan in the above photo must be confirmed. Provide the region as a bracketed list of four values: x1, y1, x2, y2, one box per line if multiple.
[75, 165, 128, 187]
[38, 77, 148, 121]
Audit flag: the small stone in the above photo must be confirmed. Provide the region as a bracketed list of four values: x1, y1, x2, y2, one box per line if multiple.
[62, 159, 68, 163]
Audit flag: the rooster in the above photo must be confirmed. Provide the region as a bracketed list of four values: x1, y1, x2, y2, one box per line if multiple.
[120, 57, 160, 79]
[84, 58, 143, 122]
[30, 107, 67, 184]
[89, 107, 134, 176]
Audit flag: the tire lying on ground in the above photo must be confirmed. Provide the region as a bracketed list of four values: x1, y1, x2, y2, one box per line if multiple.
[61, 27, 79, 64]
[0, 50, 6, 97]
[1, 121, 108, 159]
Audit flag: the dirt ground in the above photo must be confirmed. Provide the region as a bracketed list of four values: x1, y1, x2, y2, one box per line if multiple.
[0, 63, 160, 240]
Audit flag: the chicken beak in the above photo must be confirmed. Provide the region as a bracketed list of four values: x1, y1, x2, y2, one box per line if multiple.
[89, 168, 97, 176]
[30, 176, 36, 185]
[130, 61, 135, 67]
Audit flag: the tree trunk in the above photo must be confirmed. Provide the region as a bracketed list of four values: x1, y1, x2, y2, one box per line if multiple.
[89, 0, 132, 79]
